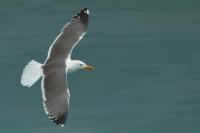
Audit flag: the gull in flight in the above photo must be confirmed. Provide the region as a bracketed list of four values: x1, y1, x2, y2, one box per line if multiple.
[20, 8, 93, 127]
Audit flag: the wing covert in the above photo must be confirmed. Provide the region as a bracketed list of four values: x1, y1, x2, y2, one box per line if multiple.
[42, 67, 70, 126]
[45, 8, 89, 64]
[41, 8, 89, 127]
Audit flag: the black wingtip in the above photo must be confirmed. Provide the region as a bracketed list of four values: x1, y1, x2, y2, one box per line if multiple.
[80, 8, 89, 15]
[49, 113, 67, 127]
[71, 8, 89, 26]
[83, 8, 89, 14]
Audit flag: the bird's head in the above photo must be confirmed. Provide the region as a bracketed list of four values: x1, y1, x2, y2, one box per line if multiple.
[67, 60, 94, 73]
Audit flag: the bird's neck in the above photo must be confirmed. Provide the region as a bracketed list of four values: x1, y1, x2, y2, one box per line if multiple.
[66, 59, 79, 73]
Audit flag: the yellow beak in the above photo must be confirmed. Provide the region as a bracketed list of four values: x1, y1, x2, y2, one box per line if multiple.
[83, 65, 94, 71]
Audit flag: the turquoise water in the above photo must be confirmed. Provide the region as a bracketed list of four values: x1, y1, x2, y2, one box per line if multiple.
[1, 0, 200, 132]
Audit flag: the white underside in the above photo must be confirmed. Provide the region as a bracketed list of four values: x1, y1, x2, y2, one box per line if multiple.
[20, 58, 82, 88]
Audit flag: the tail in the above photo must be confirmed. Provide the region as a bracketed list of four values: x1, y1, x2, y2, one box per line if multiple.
[20, 60, 43, 87]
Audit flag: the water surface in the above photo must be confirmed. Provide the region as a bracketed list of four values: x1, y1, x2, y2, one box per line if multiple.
[0, 0, 200, 133]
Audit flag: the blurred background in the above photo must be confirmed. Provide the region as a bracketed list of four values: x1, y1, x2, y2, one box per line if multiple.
[0, 0, 200, 133]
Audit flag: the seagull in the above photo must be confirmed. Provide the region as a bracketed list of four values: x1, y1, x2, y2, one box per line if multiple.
[20, 8, 93, 127]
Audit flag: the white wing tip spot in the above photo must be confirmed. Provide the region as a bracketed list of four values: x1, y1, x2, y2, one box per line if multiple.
[85, 9, 89, 15]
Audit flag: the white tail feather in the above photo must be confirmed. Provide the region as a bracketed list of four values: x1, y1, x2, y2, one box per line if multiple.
[21, 60, 43, 87]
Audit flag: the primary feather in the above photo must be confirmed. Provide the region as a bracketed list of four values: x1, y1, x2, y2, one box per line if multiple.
[20, 8, 89, 127]
[42, 8, 89, 126]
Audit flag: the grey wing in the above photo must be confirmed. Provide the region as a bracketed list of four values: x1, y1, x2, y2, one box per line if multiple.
[42, 67, 69, 126]
[45, 8, 89, 63]
[41, 8, 89, 126]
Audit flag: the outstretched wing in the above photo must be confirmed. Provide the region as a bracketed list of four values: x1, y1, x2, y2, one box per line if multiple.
[42, 8, 89, 126]
[46, 8, 89, 62]
[42, 68, 69, 126]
